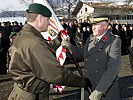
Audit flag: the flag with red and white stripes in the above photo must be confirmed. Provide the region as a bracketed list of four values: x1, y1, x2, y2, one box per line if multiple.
[32, 0, 69, 94]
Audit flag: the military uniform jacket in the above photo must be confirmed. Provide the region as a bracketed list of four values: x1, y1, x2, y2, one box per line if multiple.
[72, 31, 121, 100]
[9, 24, 85, 94]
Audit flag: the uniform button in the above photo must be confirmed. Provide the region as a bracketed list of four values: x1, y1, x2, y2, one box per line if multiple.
[96, 70, 98, 72]
[99, 48, 102, 51]
[96, 59, 98, 61]
[85, 59, 88, 61]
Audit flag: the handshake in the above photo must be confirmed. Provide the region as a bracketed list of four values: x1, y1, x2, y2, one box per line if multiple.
[61, 38, 102, 100]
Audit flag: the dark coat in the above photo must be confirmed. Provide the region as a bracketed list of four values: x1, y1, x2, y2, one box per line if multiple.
[0, 32, 10, 74]
[84, 31, 121, 100]
[72, 31, 121, 100]
[8, 24, 86, 99]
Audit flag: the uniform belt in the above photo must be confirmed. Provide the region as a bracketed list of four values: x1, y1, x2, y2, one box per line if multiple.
[14, 83, 38, 99]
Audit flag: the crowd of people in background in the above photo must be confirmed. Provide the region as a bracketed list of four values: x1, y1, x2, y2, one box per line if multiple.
[63, 20, 133, 55]
[0, 21, 23, 74]
[0, 19, 133, 74]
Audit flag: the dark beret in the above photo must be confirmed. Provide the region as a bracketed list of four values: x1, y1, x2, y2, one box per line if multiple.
[90, 13, 110, 24]
[26, 3, 52, 18]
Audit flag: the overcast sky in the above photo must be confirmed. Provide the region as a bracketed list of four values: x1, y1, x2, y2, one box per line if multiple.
[0, 0, 32, 11]
[0, 0, 131, 12]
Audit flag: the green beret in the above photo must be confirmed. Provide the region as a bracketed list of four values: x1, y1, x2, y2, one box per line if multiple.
[27, 3, 52, 17]
[90, 13, 110, 24]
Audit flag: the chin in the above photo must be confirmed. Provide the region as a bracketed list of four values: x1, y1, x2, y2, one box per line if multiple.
[93, 33, 97, 36]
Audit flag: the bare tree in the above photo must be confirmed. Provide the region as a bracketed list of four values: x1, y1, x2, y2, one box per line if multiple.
[19, 0, 31, 6]
[52, 0, 78, 19]
[66, 0, 77, 19]
[125, 0, 132, 5]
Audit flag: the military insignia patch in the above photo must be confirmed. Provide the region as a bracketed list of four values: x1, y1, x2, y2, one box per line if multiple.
[102, 35, 107, 42]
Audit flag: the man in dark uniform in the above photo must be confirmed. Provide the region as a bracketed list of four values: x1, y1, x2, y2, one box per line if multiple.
[62, 13, 121, 100]
[86, 13, 121, 100]
[0, 22, 10, 74]
[8, 3, 91, 100]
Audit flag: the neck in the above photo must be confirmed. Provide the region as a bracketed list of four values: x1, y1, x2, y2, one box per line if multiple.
[96, 31, 107, 38]
[27, 22, 41, 32]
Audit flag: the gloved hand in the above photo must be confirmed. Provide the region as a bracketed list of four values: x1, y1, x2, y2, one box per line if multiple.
[89, 90, 102, 100]
[84, 77, 92, 95]
[61, 37, 71, 49]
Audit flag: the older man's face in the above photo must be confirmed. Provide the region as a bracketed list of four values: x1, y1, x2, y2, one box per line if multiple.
[92, 21, 108, 37]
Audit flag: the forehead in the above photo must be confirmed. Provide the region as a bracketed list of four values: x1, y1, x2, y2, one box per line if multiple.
[92, 21, 107, 26]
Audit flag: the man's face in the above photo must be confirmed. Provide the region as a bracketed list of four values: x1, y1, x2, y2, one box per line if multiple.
[83, 27, 86, 32]
[115, 25, 119, 30]
[92, 21, 108, 37]
[39, 15, 50, 32]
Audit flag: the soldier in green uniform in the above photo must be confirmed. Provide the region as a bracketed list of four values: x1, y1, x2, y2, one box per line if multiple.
[8, 3, 91, 100]
[62, 13, 121, 100]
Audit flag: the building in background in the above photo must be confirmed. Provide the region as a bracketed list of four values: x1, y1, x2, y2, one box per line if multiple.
[0, 0, 132, 25]
[72, 1, 133, 25]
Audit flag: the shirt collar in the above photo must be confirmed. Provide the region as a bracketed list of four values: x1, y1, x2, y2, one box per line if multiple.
[96, 31, 107, 41]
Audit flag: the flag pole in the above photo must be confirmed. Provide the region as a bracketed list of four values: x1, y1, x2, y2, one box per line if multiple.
[33, 0, 92, 96]
[68, 48, 92, 95]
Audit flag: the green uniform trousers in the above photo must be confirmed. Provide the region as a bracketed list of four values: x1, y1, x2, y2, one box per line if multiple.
[8, 83, 49, 100]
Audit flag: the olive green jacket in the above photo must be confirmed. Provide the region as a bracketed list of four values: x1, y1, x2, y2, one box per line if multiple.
[9, 24, 85, 94]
